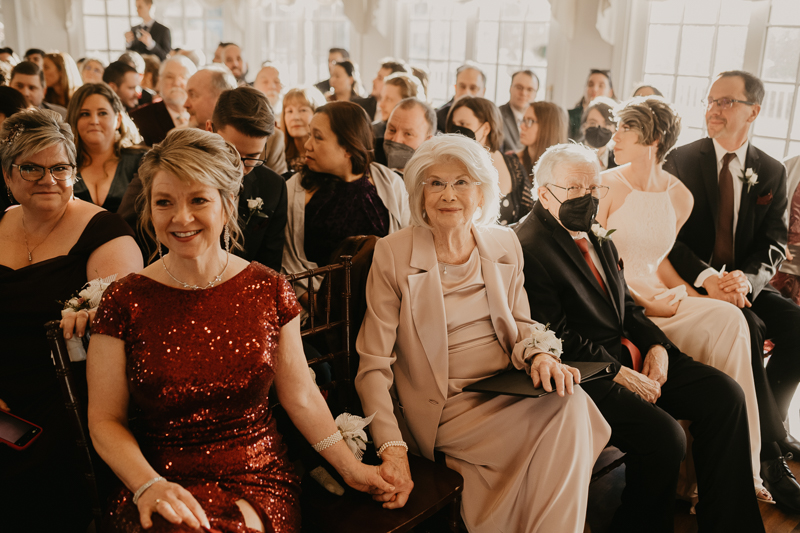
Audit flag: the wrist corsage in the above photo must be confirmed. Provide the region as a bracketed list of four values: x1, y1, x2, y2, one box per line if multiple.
[521, 323, 564, 370]
[591, 223, 616, 245]
[59, 274, 116, 361]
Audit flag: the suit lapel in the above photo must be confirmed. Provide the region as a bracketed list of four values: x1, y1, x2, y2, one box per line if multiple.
[552, 227, 611, 303]
[734, 144, 760, 251]
[474, 229, 517, 353]
[700, 139, 720, 222]
[589, 232, 624, 322]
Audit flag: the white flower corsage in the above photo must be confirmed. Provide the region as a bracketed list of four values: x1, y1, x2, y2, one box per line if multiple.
[246, 197, 269, 225]
[591, 223, 616, 245]
[59, 274, 117, 362]
[334, 412, 375, 461]
[740, 168, 759, 193]
[521, 323, 564, 367]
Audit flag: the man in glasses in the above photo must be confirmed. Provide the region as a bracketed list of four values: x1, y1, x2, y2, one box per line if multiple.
[516, 142, 764, 532]
[665, 70, 800, 512]
[499, 70, 539, 153]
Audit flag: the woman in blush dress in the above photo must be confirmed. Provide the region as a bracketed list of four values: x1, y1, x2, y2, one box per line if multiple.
[87, 128, 394, 533]
[596, 96, 768, 502]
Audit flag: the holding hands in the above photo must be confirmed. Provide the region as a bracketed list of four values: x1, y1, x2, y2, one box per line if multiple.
[703, 269, 751, 308]
[613, 345, 668, 403]
[372, 447, 414, 509]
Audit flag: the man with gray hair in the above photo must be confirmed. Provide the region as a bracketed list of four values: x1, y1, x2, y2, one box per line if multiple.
[375, 98, 436, 173]
[515, 143, 763, 532]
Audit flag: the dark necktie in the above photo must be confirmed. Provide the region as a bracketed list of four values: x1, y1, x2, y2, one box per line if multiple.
[712, 152, 737, 270]
[575, 238, 642, 372]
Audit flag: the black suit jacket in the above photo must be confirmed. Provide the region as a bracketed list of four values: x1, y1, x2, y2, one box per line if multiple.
[237, 165, 288, 272]
[435, 99, 453, 133]
[499, 102, 522, 152]
[515, 203, 675, 395]
[664, 137, 788, 299]
[128, 21, 172, 61]
[130, 101, 174, 147]
[353, 95, 378, 121]
[315, 79, 331, 95]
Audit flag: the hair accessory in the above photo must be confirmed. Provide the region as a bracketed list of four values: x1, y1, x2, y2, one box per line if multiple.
[2, 123, 24, 146]
[312, 431, 343, 453]
[132, 476, 166, 505]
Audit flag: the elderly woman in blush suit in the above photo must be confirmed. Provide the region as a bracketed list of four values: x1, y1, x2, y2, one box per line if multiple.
[354, 134, 611, 532]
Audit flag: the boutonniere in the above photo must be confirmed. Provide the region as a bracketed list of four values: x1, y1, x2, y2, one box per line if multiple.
[245, 197, 269, 225]
[591, 223, 616, 245]
[740, 168, 759, 193]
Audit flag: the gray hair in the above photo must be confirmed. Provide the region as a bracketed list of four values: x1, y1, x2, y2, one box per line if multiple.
[394, 97, 437, 137]
[404, 134, 500, 229]
[159, 54, 197, 78]
[0, 108, 76, 179]
[200, 64, 237, 97]
[533, 143, 600, 189]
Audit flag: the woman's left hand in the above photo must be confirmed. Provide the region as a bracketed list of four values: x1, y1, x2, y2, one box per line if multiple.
[531, 353, 581, 396]
[339, 459, 400, 505]
[60, 308, 97, 340]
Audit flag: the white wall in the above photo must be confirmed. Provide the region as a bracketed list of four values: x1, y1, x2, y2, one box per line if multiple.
[2, 0, 79, 57]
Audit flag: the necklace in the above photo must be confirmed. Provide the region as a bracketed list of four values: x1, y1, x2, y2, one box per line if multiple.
[22, 207, 68, 262]
[161, 252, 230, 290]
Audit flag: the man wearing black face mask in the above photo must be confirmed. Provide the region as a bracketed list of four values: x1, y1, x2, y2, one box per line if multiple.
[375, 98, 436, 174]
[515, 144, 764, 533]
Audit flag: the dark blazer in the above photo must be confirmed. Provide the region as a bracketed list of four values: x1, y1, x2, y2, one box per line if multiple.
[353, 95, 378, 121]
[130, 101, 175, 147]
[499, 102, 522, 153]
[237, 165, 288, 272]
[128, 20, 172, 61]
[315, 79, 331, 95]
[515, 202, 674, 396]
[664, 137, 788, 299]
[435, 98, 453, 133]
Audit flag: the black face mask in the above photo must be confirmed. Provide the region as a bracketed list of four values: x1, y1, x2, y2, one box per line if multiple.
[383, 139, 416, 170]
[448, 125, 476, 140]
[583, 126, 613, 149]
[549, 191, 599, 232]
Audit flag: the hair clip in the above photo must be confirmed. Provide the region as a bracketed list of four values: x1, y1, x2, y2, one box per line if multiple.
[2, 123, 24, 146]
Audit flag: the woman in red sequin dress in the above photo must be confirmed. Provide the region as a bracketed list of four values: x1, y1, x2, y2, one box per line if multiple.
[88, 128, 395, 533]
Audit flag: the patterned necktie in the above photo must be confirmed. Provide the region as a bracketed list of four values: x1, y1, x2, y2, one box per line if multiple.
[712, 152, 737, 270]
[575, 237, 642, 372]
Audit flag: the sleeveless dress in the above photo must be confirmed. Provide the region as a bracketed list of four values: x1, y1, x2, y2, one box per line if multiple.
[74, 150, 146, 214]
[0, 210, 134, 532]
[497, 154, 533, 226]
[91, 263, 302, 532]
[433, 248, 610, 532]
[605, 167, 762, 489]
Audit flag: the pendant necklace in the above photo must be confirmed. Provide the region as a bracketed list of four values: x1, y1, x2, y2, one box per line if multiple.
[161, 252, 230, 290]
[22, 207, 68, 262]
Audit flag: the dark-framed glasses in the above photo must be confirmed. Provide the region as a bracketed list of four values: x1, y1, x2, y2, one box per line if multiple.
[521, 118, 538, 128]
[702, 97, 756, 110]
[241, 157, 266, 168]
[12, 163, 76, 182]
[547, 183, 609, 200]
[422, 178, 481, 193]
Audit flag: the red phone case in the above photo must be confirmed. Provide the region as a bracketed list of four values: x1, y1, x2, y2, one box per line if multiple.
[0, 410, 43, 450]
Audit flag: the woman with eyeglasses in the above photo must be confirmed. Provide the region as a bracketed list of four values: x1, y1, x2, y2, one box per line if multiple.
[596, 96, 768, 504]
[355, 133, 610, 532]
[517, 101, 568, 188]
[0, 109, 142, 531]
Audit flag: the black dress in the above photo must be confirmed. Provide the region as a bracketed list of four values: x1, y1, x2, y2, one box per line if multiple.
[0, 210, 134, 532]
[74, 149, 146, 213]
[498, 154, 534, 226]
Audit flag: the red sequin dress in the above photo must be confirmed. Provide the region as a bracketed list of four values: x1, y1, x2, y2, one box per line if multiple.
[92, 262, 302, 533]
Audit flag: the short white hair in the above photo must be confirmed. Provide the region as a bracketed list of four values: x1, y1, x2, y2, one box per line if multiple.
[159, 54, 197, 78]
[533, 143, 600, 188]
[404, 134, 501, 229]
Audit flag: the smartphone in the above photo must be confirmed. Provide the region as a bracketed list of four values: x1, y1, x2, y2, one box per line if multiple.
[0, 410, 42, 450]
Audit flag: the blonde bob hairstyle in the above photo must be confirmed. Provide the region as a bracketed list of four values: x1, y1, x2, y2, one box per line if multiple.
[613, 96, 681, 164]
[0, 109, 77, 180]
[136, 128, 245, 257]
[404, 133, 500, 229]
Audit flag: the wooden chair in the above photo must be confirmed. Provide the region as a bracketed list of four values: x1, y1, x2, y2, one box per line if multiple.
[285, 257, 465, 533]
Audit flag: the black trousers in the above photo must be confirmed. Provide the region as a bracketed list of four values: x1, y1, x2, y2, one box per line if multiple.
[582, 352, 763, 533]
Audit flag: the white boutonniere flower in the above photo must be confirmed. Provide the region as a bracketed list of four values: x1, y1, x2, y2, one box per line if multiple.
[740, 168, 759, 193]
[591, 223, 616, 245]
[246, 197, 269, 225]
[334, 412, 375, 461]
[521, 322, 564, 362]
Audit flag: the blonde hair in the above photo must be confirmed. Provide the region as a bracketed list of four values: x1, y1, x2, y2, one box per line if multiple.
[613, 96, 681, 163]
[0, 108, 76, 179]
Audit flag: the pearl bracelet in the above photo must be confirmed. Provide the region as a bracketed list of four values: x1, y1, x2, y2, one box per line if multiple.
[376, 441, 408, 458]
[312, 431, 343, 453]
[132, 476, 165, 505]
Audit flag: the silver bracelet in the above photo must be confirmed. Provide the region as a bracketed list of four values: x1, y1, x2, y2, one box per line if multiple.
[377, 441, 408, 458]
[312, 431, 343, 453]
[132, 476, 165, 505]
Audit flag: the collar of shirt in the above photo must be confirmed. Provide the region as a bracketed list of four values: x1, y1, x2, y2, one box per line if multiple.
[141, 20, 153, 31]
[571, 231, 610, 288]
[712, 137, 748, 171]
[166, 105, 189, 127]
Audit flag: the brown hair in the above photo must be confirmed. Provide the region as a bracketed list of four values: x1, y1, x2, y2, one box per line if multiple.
[212, 86, 274, 138]
[445, 96, 504, 152]
[44, 52, 83, 108]
[384, 73, 420, 100]
[280, 86, 326, 167]
[614, 96, 681, 163]
[520, 101, 568, 175]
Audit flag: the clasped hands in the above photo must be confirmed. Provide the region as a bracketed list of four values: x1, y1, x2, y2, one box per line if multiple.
[125, 29, 154, 47]
[614, 345, 669, 403]
[703, 269, 751, 308]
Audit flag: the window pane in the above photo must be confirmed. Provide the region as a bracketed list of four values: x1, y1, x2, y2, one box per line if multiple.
[752, 136, 787, 161]
[184, 0, 203, 18]
[429, 20, 451, 61]
[83, 0, 105, 16]
[645, 25, 680, 74]
[476, 21, 499, 64]
[756, 83, 795, 138]
[427, 60, 450, 107]
[762, 27, 800, 83]
[500, 3, 525, 21]
[185, 18, 204, 50]
[682, 0, 719, 25]
[674, 76, 709, 129]
[525, 0, 551, 23]
[718, 0, 751, 25]
[769, 0, 800, 26]
[106, 0, 129, 16]
[789, 141, 800, 159]
[650, 0, 683, 24]
[643, 74, 675, 102]
[84, 15, 108, 51]
[523, 22, 549, 67]
[678, 25, 715, 76]
[163, 3, 182, 18]
[713, 25, 747, 74]
[107, 17, 131, 51]
[409, 21, 429, 60]
[205, 19, 223, 54]
[498, 22, 524, 65]
[450, 21, 467, 62]
[477, 4, 501, 22]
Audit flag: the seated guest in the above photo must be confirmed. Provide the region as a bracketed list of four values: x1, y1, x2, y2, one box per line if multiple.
[377, 97, 436, 172]
[632, 84, 663, 98]
[130, 55, 196, 146]
[23, 48, 45, 68]
[357, 58, 410, 122]
[221, 43, 248, 86]
[282, 101, 408, 304]
[579, 96, 617, 170]
[119, 51, 156, 107]
[515, 143, 765, 532]
[87, 128, 389, 533]
[212, 42, 228, 64]
[172, 48, 205, 68]
[372, 72, 421, 140]
[315, 47, 349, 95]
[141, 54, 160, 92]
[568, 69, 615, 140]
[67, 83, 144, 213]
[355, 134, 611, 531]
[80, 57, 106, 85]
[446, 96, 531, 225]
[411, 65, 429, 102]
[43, 52, 82, 109]
[0, 60, 12, 86]
[253, 63, 284, 116]
[125, 0, 171, 61]
[103, 60, 140, 112]
[435, 62, 486, 133]
[326, 60, 364, 102]
[0, 86, 28, 129]
[10, 61, 67, 118]
[0, 108, 142, 531]
[517, 101, 568, 187]
[184, 64, 236, 128]
[0, 47, 20, 65]
[598, 95, 767, 501]
[771, 154, 800, 304]
[500, 69, 539, 152]
[279, 86, 326, 175]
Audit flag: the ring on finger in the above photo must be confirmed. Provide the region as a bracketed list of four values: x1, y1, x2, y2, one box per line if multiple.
[154, 498, 162, 506]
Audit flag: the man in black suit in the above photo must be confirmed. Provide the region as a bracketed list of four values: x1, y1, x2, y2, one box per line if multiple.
[435, 62, 486, 133]
[499, 70, 539, 153]
[126, 0, 171, 61]
[665, 70, 800, 511]
[516, 143, 764, 533]
[103, 61, 141, 112]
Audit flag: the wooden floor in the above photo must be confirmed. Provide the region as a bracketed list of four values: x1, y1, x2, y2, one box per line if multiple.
[587, 448, 800, 533]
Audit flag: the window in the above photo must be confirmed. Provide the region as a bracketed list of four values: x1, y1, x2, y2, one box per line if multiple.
[160, 0, 224, 64]
[0, 3, 5, 47]
[82, 0, 140, 64]
[260, 0, 350, 89]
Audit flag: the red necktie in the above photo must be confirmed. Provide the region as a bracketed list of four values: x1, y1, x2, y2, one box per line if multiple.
[575, 238, 642, 372]
[712, 152, 737, 270]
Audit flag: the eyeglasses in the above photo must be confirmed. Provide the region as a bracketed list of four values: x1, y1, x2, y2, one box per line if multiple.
[521, 118, 538, 128]
[546, 184, 609, 200]
[12, 163, 76, 182]
[422, 178, 481, 193]
[241, 157, 266, 168]
[702, 97, 756, 110]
